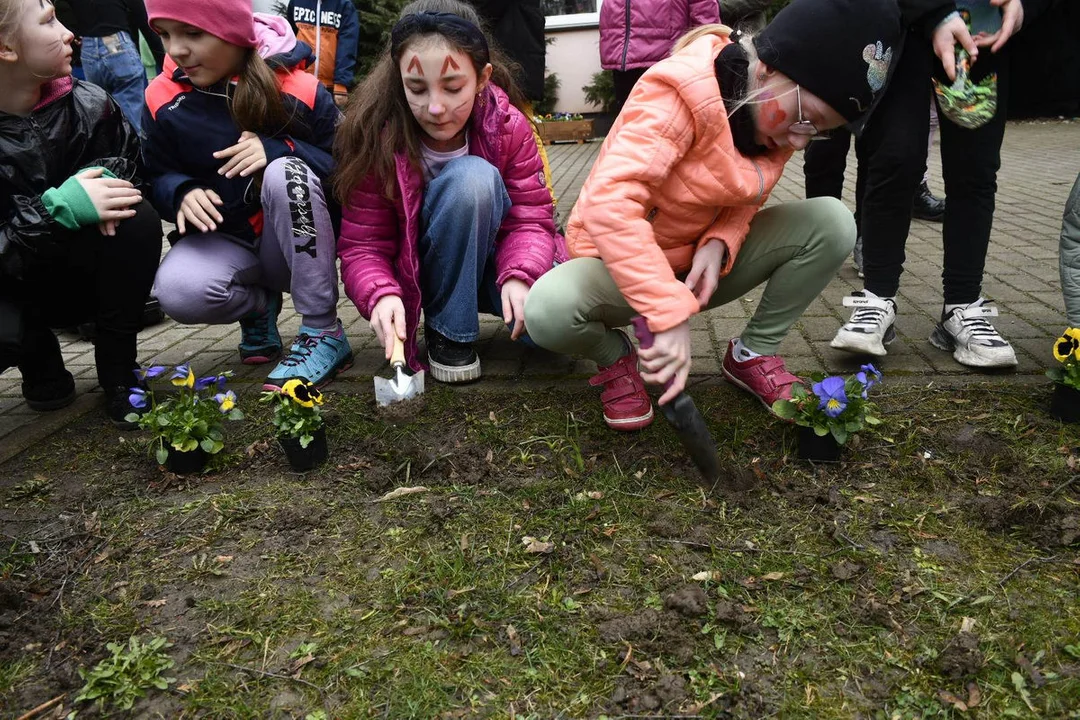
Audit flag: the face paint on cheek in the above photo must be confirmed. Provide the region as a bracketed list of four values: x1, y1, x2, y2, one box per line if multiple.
[440, 55, 460, 75]
[760, 98, 788, 131]
[407, 55, 424, 76]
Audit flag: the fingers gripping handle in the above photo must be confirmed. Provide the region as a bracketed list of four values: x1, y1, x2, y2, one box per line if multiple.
[630, 316, 673, 391]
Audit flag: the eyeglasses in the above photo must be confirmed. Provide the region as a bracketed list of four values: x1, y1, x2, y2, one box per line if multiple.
[789, 85, 827, 141]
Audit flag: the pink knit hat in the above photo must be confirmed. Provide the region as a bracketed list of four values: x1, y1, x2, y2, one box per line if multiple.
[146, 0, 257, 48]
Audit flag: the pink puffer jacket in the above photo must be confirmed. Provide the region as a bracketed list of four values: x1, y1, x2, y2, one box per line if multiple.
[337, 84, 568, 371]
[599, 0, 721, 71]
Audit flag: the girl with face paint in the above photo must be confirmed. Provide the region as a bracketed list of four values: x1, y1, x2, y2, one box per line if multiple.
[334, 0, 566, 385]
[0, 0, 163, 425]
[524, 0, 904, 433]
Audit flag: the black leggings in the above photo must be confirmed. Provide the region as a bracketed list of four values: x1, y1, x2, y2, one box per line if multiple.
[3, 200, 162, 390]
[857, 30, 1008, 304]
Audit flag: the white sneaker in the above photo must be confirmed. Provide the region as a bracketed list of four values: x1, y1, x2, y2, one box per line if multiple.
[929, 298, 1018, 368]
[830, 291, 897, 357]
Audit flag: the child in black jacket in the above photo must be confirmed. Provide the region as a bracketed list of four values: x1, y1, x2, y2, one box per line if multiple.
[0, 0, 162, 425]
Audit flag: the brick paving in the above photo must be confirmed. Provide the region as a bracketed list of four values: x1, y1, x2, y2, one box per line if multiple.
[1, 119, 1077, 460]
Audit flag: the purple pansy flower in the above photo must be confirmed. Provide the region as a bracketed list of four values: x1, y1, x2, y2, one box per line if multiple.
[812, 376, 848, 417]
[134, 365, 167, 383]
[195, 375, 219, 391]
[128, 386, 149, 409]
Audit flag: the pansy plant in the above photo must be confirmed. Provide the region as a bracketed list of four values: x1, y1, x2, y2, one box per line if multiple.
[260, 379, 325, 449]
[126, 364, 244, 465]
[1047, 328, 1080, 390]
[772, 365, 883, 445]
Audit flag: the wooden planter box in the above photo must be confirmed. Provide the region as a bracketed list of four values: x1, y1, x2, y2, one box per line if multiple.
[535, 119, 594, 145]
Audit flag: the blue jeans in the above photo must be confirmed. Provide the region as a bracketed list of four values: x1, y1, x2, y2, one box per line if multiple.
[81, 32, 147, 136]
[419, 156, 515, 343]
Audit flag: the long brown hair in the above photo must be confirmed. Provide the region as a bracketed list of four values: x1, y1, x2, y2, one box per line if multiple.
[333, 0, 530, 202]
[230, 48, 291, 136]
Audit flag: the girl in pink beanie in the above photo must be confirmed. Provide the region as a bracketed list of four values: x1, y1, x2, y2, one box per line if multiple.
[142, 1, 354, 390]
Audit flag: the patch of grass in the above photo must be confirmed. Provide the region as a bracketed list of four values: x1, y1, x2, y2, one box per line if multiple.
[1, 381, 1079, 717]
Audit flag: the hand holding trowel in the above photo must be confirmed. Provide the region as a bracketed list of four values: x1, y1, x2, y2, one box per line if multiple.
[631, 317, 754, 494]
[374, 335, 424, 406]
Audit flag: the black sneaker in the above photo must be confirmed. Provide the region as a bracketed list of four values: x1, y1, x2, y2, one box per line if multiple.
[425, 326, 481, 383]
[912, 181, 945, 222]
[20, 325, 77, 411]
[105, 386, 144, 430]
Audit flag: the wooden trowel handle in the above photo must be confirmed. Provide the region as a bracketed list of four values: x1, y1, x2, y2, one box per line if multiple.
[390, 335, 406, 369]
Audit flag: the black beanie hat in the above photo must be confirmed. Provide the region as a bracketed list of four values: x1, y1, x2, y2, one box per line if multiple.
[753, 0, 903, 123]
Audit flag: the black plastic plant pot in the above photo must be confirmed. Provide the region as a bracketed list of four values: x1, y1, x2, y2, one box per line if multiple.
[796, 426, 842, 462]
[1050, 382, 1080, 423]
[279, 427, 328, 472]
[165, 447, 208, 475]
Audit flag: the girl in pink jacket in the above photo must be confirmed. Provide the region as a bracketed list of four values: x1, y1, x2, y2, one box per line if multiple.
[526, 0, 903, 432]
[600, 0, 721, 114]
[334, 0, 566, 383]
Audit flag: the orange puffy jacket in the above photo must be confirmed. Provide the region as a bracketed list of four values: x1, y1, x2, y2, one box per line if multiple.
[566, 32, 793, 334]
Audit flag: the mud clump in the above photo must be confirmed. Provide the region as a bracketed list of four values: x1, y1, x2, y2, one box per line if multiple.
[663, 585, 708, 617]
[714, 600, 760, 634]
[939, 632, 984, 679]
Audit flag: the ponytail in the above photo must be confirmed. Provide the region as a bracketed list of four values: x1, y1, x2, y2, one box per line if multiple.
[230, 49, 291, 135]
[671, 23, 735, 55]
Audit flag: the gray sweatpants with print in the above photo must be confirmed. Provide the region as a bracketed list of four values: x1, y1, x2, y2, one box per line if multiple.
[153, 157, 339, 330]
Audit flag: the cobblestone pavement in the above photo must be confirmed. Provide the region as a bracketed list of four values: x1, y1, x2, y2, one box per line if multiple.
[1, 119, 1077, 459]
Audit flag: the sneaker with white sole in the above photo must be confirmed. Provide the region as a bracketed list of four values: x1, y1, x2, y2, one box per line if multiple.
[829, 291, 897, 357]
[928, 298, 1017, 368]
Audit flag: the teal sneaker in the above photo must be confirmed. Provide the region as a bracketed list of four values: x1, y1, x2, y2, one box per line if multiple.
[238, 292, 283, 365]
[263, 320, 353, 390]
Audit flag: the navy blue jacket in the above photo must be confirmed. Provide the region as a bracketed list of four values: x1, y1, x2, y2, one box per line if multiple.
[142, 41, 340, 244]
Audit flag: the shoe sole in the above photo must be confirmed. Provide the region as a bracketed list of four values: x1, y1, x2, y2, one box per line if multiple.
[241, 348, 282, 366]
[830, 324, 896, 357]
[429, 356, 482, 384]
[262, 354, 355, 391]
[604, 407, 654, 432]
[928, 325, 1018, 368]
[25, 390, 78, 412]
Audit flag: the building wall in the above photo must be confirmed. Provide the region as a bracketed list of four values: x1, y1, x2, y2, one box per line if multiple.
[545, 28, 603, 114]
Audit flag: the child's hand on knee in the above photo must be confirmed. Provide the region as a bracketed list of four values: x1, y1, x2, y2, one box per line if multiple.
[371, 295, 406, 360]
[177, 188, 224, 235]
[214, 131, 268, 179]
[638, 321, 692, 405]
[685, 239, 726, 309]
[76, 168, 141, 223]
[500, 279, 529, 340]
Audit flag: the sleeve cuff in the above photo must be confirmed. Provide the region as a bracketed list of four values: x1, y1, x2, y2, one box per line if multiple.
[41, 174, 101, 230]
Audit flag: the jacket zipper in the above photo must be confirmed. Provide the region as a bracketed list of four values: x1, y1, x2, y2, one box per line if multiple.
[751, 160, 764, 200]
[620, 0, 631, 71]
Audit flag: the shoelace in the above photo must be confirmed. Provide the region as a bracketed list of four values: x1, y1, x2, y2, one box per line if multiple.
[240, 311, 273, 346]
[279, 334, 320, 367]
[846, 305, 890, 331]
[957, 314, 1006, 346]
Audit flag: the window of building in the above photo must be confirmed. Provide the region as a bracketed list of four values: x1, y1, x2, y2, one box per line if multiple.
[542, 0, 601, 29]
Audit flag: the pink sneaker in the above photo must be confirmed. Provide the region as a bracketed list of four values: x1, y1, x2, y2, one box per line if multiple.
[588, 336, 654, 431]
[721, 339, 802, 412]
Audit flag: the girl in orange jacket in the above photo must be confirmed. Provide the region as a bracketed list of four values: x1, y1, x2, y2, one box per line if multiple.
[526, 0, 903, 431]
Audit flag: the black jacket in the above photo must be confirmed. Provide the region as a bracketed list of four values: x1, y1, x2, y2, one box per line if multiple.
[470, 0, 546, 102]
[0, 78, 141, 281]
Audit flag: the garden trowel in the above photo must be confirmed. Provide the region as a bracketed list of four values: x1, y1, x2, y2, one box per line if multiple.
[374, 336, 424, 406]
[631, 317, 753, 494]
